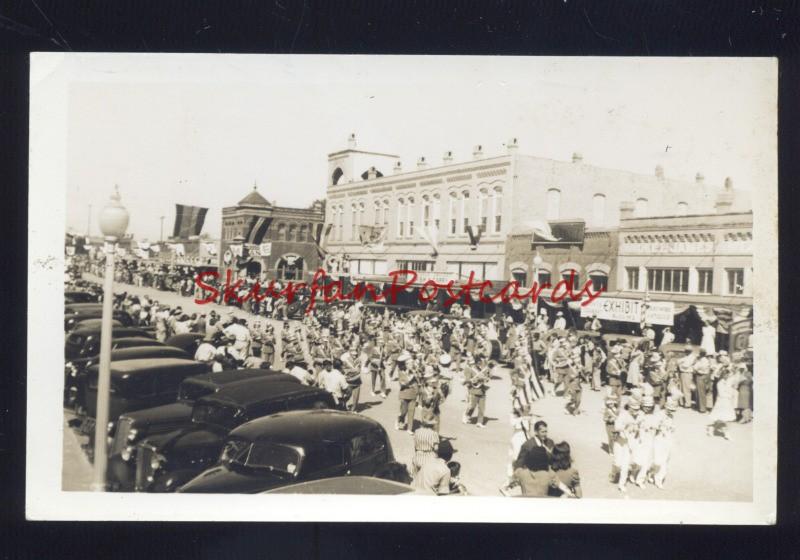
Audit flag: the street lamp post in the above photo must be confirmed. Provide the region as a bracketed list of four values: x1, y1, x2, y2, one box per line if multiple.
[92, 186, 129, 491]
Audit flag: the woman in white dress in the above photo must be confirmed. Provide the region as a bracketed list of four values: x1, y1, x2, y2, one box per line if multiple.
[627, 346, 645, 388]
[706, 367, 742, 440]
[701, 320, 717, 355]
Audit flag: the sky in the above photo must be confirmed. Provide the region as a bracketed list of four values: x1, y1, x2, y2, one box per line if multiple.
[60, 54, 776, 241]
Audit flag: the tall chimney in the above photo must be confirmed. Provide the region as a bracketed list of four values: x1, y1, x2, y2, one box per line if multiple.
[393, 161, 403, 174]
[655, 165, 664, 180]
[417, 156, 428, 169]
[724, 177, 733, 190]
[347, 133, 357, 149]
[572, 152, 583, 163]
[472, 144, 483, 160]
[695, 172, 705, 184]
[507, 138, 519, 154]
[620, 201, 635, 220]
[443, 150, 454, 163]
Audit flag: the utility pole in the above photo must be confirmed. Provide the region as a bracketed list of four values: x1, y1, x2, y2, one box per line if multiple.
[160, 216, 165, 242]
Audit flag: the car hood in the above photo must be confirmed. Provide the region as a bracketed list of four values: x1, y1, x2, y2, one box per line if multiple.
[124, 402, 193, 427]
[177, 464, 292, 494]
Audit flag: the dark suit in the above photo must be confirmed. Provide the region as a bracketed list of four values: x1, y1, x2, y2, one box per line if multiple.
[514, 436, 555, 470]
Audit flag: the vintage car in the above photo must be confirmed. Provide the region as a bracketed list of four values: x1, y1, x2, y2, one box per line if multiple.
[65, 302, 104, 315]
[65, 345, 191, 410]
[107, 369, 299, 491]
[65, 291, 100, 304]
[164, 333, 205, 356]
[176, 410, 394, 494]
[80, 358, 211, 443]
[65, 309, 133, 331]
[65, 326, 153, 360]
[134, 379, 336, 492]
[263, 476, 415, 495]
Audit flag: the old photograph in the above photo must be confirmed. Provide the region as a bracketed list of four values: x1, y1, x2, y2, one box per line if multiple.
[28, 54, 777, 522]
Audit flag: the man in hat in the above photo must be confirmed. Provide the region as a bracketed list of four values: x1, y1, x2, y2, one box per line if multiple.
[602, 392, 620, 455]
[535, 308, 549, 334]
[606, 345, 624, 398]
[677, 345, 696, 408]
[223, 317, 251, 362]
[194, 333, 219, 364]
[549, 338, 571, 396]
[340, 346, 364, 411]
[693, 349, 712, 413]
[418, 365, 447, 433]
[395, 351, 419, 433]
[462, 355, 490, 428]
[553, 310, 567, 330]
[564, 346, 583, 415]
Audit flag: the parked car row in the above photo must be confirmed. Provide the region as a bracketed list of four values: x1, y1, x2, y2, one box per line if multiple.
[65, 288, 396, 494]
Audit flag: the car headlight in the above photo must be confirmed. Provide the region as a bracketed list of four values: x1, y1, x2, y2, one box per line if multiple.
[121, 446, 133, 461]
[127, 428, 139, 442]
[151, 453, 166, 471]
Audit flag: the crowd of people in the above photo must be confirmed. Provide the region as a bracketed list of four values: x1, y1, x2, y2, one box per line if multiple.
[69, 255, 755, 497]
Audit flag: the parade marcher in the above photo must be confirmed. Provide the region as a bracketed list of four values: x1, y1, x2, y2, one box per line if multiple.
[462, 355, 491, 428]
[626, 344, 645, 389]
[395, 351, 419, 433]
[611, 399, 641, 493]
[652, 398, 678, 489]
[340, 346, 364, 412]
[645, 352, 669, 405]
[549, 338, 571, 396]
[589, 339, 606, 391]
[602, 392, 620, 455]
[564, 346, 583, 416]
[418, 365, 448, 433]
[633, 395, 659, 487]
[606, 345, 624, 398]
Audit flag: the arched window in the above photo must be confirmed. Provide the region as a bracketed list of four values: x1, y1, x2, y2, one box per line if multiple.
[287, 224, 297, 242]
[374, 199, 382, 226]
[276, 223, 286, 241]
[358, 202, 365, 236]
[635, 198, 648, 217]
[478, 189, 490, 233]
[351, 203, 358, 240]
[432, 194, 441, 230]
[382, 199, 390, 227]
[587, 263, 610, 292]
[298, 224, 308, 242]
[677, 201, 689, 216]
[559, 263, 582, 289]
[493, 187, 503, 233]
[407, 196, 415, 237]
[448, 192, 458, 235]
[422, 195, 431, 230]
[546, 188, 560, 220]
[461, 190, 471, 234]
[336, 206, 344, 241]
[592, 193, 606, 225]
[332, 167, 344, 186]
[397, 198, 406, 238]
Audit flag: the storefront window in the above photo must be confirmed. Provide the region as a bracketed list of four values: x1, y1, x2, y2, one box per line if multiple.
[647, 268, 689, 293]
[726, 268, 744, 295]
[397, 260, 435, 272]
[698, 268, 714, 294]
[626, 267, 640, 290]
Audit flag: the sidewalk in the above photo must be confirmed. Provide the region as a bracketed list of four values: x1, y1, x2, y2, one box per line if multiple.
[62, 411, 94, 491]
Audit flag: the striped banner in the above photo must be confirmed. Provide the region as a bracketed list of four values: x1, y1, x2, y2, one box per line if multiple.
[246, 216, 273, 244]
[173, 204, 209, 239]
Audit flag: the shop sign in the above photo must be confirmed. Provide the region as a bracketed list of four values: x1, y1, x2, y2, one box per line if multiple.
[580, 296, 674, 326]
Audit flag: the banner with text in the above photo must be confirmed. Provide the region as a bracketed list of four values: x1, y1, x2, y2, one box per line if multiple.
[580, 297, 675, 326]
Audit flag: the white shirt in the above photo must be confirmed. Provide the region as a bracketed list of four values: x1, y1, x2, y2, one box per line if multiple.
[318, 368, 348, 402]
[289, 365, 314, 385]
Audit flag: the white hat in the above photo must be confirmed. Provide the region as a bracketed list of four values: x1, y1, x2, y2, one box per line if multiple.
[439, 354, 452, 366]
[556, 311, 563, 316]
[396, 351, 411, 363]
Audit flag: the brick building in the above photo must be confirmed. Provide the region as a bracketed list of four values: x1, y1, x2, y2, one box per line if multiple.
[220, 186, 325, 281]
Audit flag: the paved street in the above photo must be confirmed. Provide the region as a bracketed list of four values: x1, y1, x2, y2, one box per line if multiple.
[65, 274, 753, 500]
